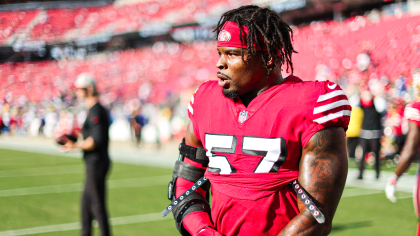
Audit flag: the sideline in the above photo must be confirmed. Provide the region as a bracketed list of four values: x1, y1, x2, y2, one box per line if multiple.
[0, 138, 178, 169]
[346, 168, 415, 193]
[0, 175, 171, 197]
[0, 212, 171, 236]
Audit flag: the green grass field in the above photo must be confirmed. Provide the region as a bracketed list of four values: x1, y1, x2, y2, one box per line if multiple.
[0, 148, 418, 236]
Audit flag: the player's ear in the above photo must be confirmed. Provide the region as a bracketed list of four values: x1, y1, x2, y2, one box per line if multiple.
[267, 57, 274, 67]
[87, 85, 94, 96]
[262, 51, 274, 68]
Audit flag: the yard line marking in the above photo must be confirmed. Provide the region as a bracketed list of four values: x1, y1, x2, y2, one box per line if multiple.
[0, 222, 80, 236]
[0, 212, 170, 236]
[0, 165, 83, 178]
[0, 175, 171, 197]
[110, 212, 169, 226]
[397, 196, 413, 200]
[341, 188, 383, 198]
[0, 161, 76, 167]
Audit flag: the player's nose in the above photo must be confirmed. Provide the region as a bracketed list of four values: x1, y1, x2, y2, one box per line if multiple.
[216, 55, 227, 70]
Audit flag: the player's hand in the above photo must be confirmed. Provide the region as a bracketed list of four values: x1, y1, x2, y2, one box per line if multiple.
[60, 141, 78, 152]
[385, 175, 398, 203]
[195, 227, 224, 236]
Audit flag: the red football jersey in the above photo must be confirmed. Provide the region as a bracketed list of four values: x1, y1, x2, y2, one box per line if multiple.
[188, 75, 350, 236]
[404, 101, 420, 128]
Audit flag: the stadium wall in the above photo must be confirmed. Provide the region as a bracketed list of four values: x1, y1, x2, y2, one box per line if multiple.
[0, 0, 113, 11]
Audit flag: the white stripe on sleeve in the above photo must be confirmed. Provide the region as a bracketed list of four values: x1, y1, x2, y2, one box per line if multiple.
[313, 100, 350, 114]
[404, 108, 420, 120]
[188, 103, 193, 115]
[313, 110, 351, 124]
[317, 90, 346, 102]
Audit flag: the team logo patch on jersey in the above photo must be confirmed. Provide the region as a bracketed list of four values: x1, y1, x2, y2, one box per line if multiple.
[238, 110, 248, 123]
[218, 30, 231, 42]
[327, 83, 338, 90]
[92, 116, 99, 124]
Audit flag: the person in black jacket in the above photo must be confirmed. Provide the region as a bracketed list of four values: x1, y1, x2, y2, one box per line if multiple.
[358, 90, 386, 180]
[63, 73, 111, 236]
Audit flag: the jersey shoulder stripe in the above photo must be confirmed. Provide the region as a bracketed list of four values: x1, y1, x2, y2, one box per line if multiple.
[316, 90, 346, 102]
[188, 102, 194, 115]
[404, 104, 420, 121]
[188, 81, 219, 118]
[312, 82, 351, 124]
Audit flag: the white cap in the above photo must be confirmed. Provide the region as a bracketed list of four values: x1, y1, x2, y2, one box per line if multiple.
[74, 73, 96, 89]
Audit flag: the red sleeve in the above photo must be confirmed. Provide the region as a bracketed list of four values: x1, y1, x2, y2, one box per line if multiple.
[188, 88, 201, 141]
[188, 81, 217, 142]
[301, 81, 351, 147]
[183, 212, 214, 235]
[404, 102, 420, 128]
[175, 145, 212, 234]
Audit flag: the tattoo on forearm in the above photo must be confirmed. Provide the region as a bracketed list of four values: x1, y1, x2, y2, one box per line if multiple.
[280, 127, 347, 236]
[302, 127, 347, 196]
[317, 161, 333, 180]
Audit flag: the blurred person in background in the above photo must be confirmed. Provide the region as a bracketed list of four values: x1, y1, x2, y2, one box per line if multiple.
[63, 73, 111, 236]
[0, 111, 3, 135]
[158, 107, 172, 145]
[2, 104, 10, 134]
[385, 79, 420, 235]
[8, 107, 17, 135]
[347, 91, 364, 159]
[44, 105, 58, 138]
[358, 89, 386, 179]
[38, 109, 45, 136]
[129, 108, 142, 147]
[390, 99, 407, 156]
[129, 107, 147, 147]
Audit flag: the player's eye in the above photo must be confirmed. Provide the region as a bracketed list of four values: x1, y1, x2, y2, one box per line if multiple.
[228, 51, 240, 56]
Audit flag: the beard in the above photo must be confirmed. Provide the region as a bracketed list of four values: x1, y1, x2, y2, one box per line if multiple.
[222, 88, 240, 99]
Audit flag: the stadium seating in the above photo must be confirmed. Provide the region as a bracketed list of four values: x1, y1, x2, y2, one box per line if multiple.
[0, 41, 219, 103]
[29, 8, 93, 42]
[292, 14, 420, 82]
[2, 10, 420, 104]
[0, 0, 237, 44]
[0, 10, 40, 44]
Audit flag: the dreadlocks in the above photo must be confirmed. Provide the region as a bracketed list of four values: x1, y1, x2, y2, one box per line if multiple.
[214, 5, 297, 73]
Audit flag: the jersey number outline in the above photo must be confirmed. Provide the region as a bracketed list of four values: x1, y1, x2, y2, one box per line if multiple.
[205, 133, 287, 174]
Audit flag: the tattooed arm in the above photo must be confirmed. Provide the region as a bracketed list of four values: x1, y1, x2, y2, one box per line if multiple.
[394, 121, 420, 177]
[279, 127, 348, 236]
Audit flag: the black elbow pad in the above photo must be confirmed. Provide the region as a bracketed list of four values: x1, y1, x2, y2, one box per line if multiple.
[168, 139, 211, 236]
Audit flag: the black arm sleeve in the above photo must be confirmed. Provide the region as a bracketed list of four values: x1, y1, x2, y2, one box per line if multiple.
[89, 109, 107, 149]
[168, 140, 211, 236]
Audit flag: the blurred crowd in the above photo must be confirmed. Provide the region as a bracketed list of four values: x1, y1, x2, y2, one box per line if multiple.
[1, 64, 419, 161]
[0, 94, 190, 147]
[1, 8, 420, 160]
[3, 8, 420, 102]
[343, 68, 420, 178]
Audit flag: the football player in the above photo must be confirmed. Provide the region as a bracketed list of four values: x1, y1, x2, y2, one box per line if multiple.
[168, 5, 350, 236]
[385, 82, 420, 235]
